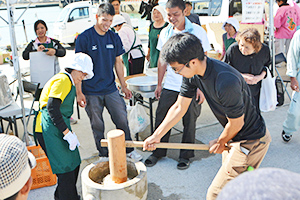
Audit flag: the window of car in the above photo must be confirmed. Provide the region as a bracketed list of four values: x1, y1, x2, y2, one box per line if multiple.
[194, 0, 222, 16]
[69, 7, 89, 22]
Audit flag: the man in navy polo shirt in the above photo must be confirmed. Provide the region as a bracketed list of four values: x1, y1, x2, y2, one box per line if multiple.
[75, 3, 142, 161]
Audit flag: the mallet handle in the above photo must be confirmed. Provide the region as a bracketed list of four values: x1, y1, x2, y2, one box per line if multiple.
[101, 140, 210, 150]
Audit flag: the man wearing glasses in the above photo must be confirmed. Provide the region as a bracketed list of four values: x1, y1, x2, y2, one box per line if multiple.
[143, 33, 271, 200]
[144, 0, 210, 170]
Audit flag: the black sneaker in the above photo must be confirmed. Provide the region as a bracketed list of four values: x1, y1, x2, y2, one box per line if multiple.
[282, 130, 292, 142]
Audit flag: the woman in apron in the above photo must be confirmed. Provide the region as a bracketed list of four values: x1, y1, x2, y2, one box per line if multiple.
[35, 53, 93, 200]
[219, 17, 239, 61]
[111, 15, 145, 76]
[146, 5, 168, 69]
[22, 19, 66, 99]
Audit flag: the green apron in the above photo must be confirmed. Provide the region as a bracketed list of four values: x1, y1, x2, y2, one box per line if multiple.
[122, 26, 145, 76]
[148, 22, 168, 68]
[41, 83, 81, 174]
[223, 33, 236, 51]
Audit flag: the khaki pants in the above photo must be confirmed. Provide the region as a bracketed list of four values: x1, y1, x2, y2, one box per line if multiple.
[206, 129, 271, 200]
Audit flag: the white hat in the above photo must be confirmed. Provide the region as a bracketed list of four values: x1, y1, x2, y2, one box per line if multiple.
[111, 15, 126, 28]
[151, 5, 166, 22]
[222, 18, 239, 32]
[0, 135, 36, 199]
[69, 53, 94, 80]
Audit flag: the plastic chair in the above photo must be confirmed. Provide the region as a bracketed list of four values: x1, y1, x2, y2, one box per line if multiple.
[0, 76, 22, 136]
[0, 80, 40, 137]
[0, 102, 22, 136]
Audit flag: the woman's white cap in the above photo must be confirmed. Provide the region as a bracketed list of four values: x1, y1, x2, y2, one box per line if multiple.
[152, 5, 166, 22]
[69, 53, 94, 80]
[111, 14, 126, 28]
[222, 17, 239, 32]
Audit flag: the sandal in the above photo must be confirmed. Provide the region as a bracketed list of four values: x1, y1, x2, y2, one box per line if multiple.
[144, 155, 160, 167]
[177, 158, 190, 170]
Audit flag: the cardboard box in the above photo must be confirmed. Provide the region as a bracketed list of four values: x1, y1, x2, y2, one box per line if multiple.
[2, 52, 11, 63]
[207, 50, 221, 60]
[0, 54, 3, 65]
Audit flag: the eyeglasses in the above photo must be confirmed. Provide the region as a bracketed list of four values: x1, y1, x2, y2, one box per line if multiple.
[171, 61, 190, 74]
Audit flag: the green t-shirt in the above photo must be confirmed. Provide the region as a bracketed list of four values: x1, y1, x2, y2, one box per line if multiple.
[148, 22, 168, 68]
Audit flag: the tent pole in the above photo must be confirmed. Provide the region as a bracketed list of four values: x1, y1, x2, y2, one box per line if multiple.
[6, 1, 29, 145]
[268, 0, 275, 75]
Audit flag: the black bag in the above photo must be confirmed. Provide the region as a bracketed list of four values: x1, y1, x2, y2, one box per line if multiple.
[276, 76, 284, 106]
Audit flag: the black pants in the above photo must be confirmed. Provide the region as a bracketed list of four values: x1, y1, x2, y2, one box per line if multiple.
[129, 56, 145, 75]
[152, 89, 201, 159]
[55, 166, 80, 200]
[36, 132, 80, 199]
[249, 84, 261, 114]
[35, 132, 47, 155]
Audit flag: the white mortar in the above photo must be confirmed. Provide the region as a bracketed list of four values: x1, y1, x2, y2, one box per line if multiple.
[81, 159, 147, 200]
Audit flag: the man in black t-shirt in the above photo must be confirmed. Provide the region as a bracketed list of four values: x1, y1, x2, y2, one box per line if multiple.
[143, 33, 271, 200]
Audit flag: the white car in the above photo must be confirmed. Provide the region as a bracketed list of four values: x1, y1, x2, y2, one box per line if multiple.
[53, 1, 97, 44]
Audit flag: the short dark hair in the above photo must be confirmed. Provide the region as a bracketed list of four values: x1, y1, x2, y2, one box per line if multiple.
[97, 3, 115, 16]
[185, 1, 192, 6]
[160, 33, 204, 65]
[276, 0, 287, 3]
[166, 0, 186, 11]
[109, 0, 120, 3]
[34, 20, 48, 32]
[65, 68, 74, 74]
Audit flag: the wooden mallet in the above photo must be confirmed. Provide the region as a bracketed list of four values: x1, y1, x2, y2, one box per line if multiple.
[101, 140, 230, 151]
[107, 130, 127, 183]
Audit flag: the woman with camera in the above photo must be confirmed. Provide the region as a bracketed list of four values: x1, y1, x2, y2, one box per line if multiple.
[22, 19, 66, 85]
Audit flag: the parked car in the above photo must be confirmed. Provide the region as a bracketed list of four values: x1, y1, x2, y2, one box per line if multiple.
[53, 1, 97, 44]
[59, 0, 100, 8]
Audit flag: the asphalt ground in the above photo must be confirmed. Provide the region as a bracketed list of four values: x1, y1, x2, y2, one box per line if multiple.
[1, 49, 299, 200]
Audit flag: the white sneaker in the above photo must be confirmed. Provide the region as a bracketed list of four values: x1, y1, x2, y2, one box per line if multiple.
[127, 150, 143, 161]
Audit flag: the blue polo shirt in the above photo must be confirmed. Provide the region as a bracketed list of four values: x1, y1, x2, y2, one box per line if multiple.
[75, 27, 125, 95]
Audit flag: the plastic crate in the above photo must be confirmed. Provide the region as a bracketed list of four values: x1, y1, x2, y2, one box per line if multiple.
[27, 145, 57, 189]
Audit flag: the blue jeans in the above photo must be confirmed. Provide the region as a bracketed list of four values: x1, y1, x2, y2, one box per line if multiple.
[85, 90, 133, 156]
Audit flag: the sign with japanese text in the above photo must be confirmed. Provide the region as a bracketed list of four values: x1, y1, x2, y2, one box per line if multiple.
[242, 0, 264, 23]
